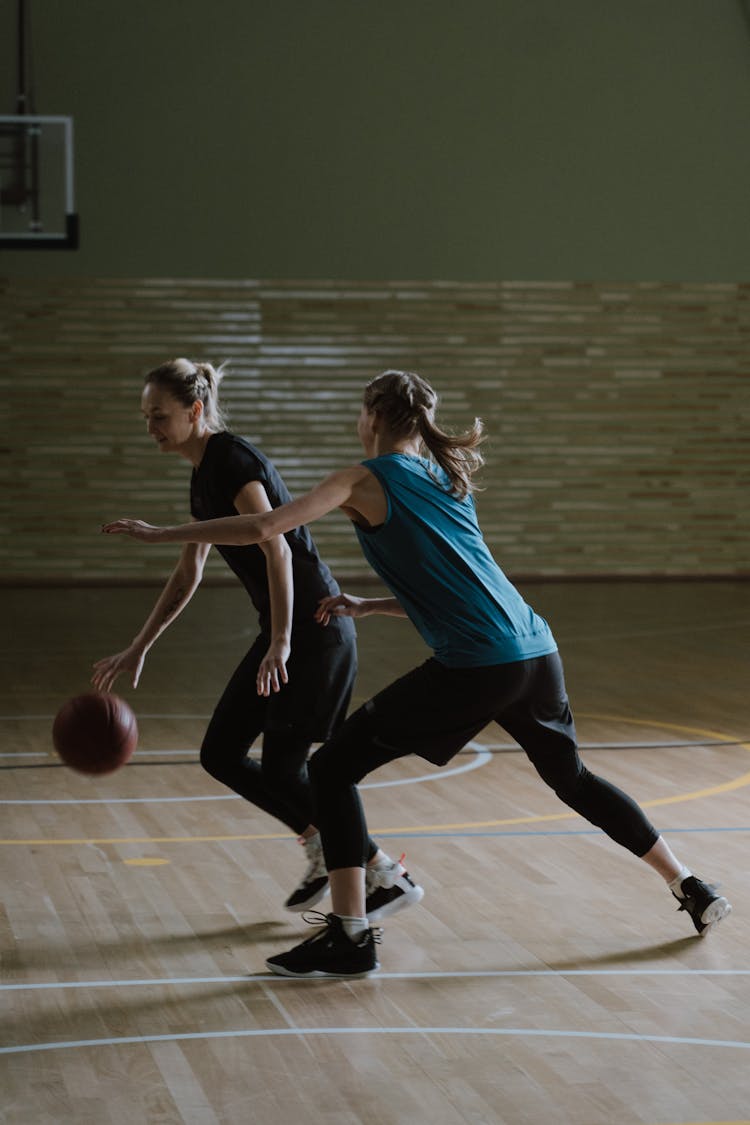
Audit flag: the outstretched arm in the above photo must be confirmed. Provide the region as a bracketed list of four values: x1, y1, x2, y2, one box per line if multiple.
[102, 466, 374, 546]
[92, 540, 210, 690]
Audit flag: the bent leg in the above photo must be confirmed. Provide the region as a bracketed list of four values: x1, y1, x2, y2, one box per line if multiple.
[200, 638, 313, 834]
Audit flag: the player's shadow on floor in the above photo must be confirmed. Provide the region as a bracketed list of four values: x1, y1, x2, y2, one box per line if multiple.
[1, 920, 297, 974]
[0, 972, 307, 1052]
[547, 935, 700, 970]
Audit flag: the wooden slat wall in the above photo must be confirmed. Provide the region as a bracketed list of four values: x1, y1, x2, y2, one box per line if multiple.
[2, 277, 748, 583]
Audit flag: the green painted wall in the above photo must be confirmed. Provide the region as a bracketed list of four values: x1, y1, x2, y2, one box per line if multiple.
[2, 0, 750, 280]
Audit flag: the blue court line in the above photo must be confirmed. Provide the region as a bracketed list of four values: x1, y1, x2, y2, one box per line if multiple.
[373, 825, 750, 839]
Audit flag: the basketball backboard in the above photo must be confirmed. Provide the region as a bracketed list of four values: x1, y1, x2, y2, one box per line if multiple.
[0, 114, 78, 249]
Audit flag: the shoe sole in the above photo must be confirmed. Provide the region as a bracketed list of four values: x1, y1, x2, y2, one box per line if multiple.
[367, 884, 424, 922]
[284, 884, 330, 913]
[265, 960, 380, 979]
[699, 896, 732, 936]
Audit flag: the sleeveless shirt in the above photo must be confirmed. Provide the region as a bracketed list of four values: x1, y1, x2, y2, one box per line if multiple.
[354, 454, 556, 667]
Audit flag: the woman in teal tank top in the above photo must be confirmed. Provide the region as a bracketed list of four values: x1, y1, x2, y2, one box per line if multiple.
[103, 369, 731, 978]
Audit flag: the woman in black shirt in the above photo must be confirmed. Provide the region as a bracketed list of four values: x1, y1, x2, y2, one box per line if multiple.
[93, 358, 423, 920]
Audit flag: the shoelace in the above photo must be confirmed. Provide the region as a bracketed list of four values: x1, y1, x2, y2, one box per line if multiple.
[299, 910, 382, 944]
[300, 910, 332, 929]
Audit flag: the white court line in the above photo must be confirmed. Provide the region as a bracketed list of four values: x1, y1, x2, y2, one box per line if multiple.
[3, 967, 750, 992]
[5, 970, 750, 1057]
[0, 749, 221, 760]
[0, 714, 211, 721]
[3, 1025, 750, 1056]
[365, 744, 490, 788]
[0, 745, 492, 804]
[0, 752, 49, 758]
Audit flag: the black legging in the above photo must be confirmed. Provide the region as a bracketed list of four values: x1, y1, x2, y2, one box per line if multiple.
[308, 653, 660, 871]
[201, 721, 316, 836]
[200, 633, 379, 856]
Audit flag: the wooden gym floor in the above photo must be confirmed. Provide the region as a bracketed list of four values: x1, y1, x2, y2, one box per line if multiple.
[1, 580, 749, 1125]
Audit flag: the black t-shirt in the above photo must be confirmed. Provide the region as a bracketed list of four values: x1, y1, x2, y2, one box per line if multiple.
[190, 431, 350, 642]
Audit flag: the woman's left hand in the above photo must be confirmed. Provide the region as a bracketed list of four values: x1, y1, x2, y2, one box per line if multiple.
[257, 639, 291, 696]
[101, 519, 166, 542]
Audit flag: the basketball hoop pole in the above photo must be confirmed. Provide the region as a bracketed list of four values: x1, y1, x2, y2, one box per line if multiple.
[15, 0, 34, 117]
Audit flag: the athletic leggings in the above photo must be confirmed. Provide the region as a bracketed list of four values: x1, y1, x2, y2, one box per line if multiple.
[200, 630, 378, 857]
[308, 651, 660, 872]
[201, 721, 315, 837]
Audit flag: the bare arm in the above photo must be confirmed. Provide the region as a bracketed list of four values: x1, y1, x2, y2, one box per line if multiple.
[92, 540, 210, 691]
[233, 481, 293, 697]
[101, 465, 381, 546]
[314, 593, 408, 625]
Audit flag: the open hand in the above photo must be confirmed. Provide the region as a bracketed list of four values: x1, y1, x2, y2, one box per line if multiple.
[256, 639, 291, 696]
[101, 519, 165, 542]
[92, 645, 146, 691]
[315, 592, 370, 625]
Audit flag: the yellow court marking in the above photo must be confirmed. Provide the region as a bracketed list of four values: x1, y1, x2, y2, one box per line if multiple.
[2, 716, 748, 846]
[582, 713, 750, 808]
[123, 857, 170, 867]
[389, 714, 750, 834]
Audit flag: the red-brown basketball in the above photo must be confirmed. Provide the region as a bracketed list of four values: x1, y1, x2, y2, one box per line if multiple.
[52, 692, 138, 775]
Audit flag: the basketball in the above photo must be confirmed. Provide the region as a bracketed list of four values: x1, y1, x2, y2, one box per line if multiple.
[52, 692, 138, 775]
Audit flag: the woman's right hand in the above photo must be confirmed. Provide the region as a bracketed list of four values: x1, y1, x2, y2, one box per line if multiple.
[314, 593, 371, 625]
[92, 645, 146, 692]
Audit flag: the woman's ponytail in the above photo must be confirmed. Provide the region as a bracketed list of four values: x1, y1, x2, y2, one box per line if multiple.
[144, 358, 229, 431]
[364, 370, 484, 498]
[416, 407, 484, 499]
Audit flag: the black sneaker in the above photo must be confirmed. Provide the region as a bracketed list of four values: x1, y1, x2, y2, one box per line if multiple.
[673, 875, 732, 936]
[365, 860, 424, 922]
[284, 836, 329, 913]
[266, 913, 380, 978]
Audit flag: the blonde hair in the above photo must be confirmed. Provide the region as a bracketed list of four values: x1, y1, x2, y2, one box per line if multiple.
[144, 358, 229, 431]
[363, 370, 484, 498]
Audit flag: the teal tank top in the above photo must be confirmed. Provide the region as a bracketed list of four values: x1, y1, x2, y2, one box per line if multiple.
[354, 454, 557, 668]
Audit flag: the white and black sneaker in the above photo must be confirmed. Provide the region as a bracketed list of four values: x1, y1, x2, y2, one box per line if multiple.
[673, 874, 731, 936]
[284, 835, 329, 913]
[365, 858, 424, 922]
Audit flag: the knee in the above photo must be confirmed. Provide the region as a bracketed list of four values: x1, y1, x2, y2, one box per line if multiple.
[261, 749, 309, 790]
[199, 720, 242, 782]
[308, 723, 364, 793]
[199, 734, 224, 780]
[308, 705, 381, 795]
[307, 744, 332, 792]
[535, 755, 588, 802]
